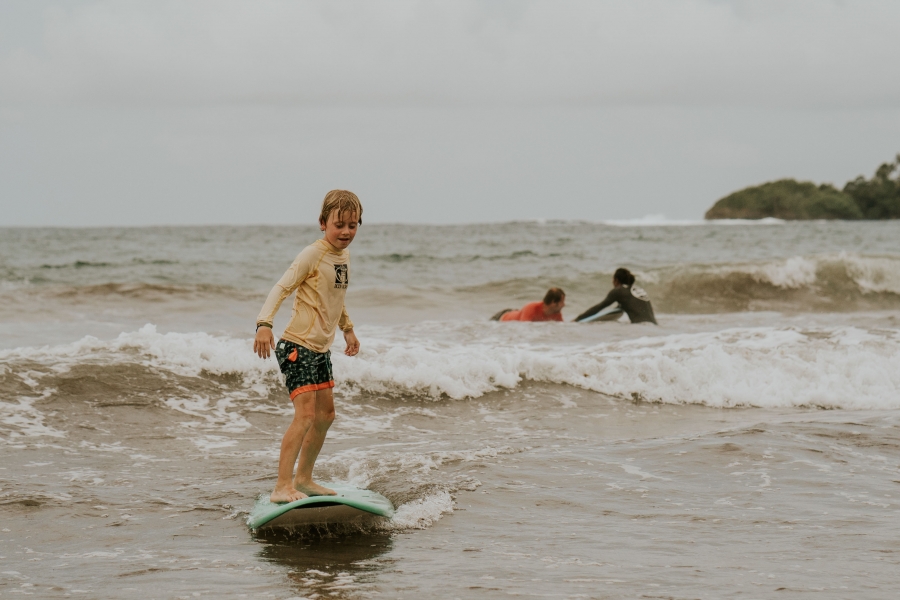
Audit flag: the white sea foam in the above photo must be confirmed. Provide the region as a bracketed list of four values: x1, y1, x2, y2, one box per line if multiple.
[388, 491, 455, 529]
[190, 434, 239, 451]
[2, 324, 899, 418]
[842, 253, 900, 295]
[602, 214, 705, 227]
[0, 325, 276, 440]
[0, 324, 278, 384]
[307, 443, 493, 531]
[707, 217, 786, 225]
[601, 215, 786, 227]
[324, 444, 511, 491]
[0, 393, 64, 443]
[333, 325, 900, 409]
[750, 256, 818, 288]
[696, 253, 900, 293]
[164, 394, 254, 433]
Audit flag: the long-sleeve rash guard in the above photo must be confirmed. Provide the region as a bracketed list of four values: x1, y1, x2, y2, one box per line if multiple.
[256, 239, 354, 353]
[575, 285, 657, 324]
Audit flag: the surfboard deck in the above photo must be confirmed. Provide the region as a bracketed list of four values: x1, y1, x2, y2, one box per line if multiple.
[247, 482, 394, 530]
[578, 302, 624, 323]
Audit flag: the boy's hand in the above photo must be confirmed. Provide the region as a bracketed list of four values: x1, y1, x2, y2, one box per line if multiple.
[343, 329, 360, 356]
[254, 326, 275, 359]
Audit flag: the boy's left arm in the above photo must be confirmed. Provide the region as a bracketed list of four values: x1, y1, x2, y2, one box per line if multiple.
[339, 305, 359, 356]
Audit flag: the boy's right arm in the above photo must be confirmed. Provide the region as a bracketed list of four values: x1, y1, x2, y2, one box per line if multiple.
[253, 248, 316, 358]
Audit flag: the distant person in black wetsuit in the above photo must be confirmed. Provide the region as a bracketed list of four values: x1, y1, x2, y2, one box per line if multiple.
[575, 268, 657, 324]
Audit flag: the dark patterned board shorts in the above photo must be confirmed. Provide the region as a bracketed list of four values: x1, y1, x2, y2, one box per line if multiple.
[275, 339, 334, 400]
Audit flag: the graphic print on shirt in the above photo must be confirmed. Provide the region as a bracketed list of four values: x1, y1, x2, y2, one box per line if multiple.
[334, 264, 349, 289]
[631, 285, 650, 301]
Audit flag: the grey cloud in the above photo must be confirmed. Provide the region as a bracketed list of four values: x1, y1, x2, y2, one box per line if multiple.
[2, 0, 899, 227]
[2, 0, 899, 108]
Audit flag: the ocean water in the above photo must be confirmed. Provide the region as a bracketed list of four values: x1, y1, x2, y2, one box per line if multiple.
[1, 220, 899, 599]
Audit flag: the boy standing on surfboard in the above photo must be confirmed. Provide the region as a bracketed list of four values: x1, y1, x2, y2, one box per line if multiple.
[253, 190, 362, 503]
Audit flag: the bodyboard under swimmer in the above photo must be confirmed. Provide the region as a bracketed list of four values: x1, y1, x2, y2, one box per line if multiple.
[247, 482, 394, 530]
[578, 302, 624, 323]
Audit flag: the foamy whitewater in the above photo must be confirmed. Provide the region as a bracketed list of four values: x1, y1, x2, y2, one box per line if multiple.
[1, 220, 899, 598]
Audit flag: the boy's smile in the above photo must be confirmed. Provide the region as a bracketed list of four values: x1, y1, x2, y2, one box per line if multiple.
[321, 210, 359, 250]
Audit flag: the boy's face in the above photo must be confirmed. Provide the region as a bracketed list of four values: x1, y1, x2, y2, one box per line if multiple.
[320, 210, 359, 250]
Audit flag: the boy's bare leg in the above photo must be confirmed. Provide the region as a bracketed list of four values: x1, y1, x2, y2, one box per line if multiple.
[293, 387, 337, 496]
[270, 391, 316, 503]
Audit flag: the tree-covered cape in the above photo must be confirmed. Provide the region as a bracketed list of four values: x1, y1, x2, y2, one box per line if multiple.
[705, 156, 900, 220]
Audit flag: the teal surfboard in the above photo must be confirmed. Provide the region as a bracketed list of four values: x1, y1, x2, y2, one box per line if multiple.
[247, 482, 394, 530]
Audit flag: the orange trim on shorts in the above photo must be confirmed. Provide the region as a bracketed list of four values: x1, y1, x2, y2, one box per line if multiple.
[289, 381, 335, 399]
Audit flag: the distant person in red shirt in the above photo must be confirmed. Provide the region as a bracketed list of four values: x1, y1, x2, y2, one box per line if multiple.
[490, 288, 566, 322]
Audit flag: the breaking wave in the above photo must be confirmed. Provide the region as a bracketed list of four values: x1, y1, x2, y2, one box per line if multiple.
[340, 325, 900, 409]
[646, 253, 900, 313]
[2, 324, 899, 421]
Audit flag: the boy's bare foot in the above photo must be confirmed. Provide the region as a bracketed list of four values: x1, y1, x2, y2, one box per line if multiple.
[270, 486, 308, 504]
[294, 481, 337, 496]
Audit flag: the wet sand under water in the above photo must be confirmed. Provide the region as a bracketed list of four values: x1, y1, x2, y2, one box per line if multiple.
[3, 382, 899, 599]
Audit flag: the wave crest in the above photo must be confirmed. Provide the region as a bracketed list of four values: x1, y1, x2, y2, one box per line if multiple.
[333, 326, 900, 409]
[653, 253, 900, 313]
[4, 325, 896, 412]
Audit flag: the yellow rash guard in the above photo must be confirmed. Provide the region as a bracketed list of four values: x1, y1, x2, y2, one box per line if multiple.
[256, 239, 354, 353]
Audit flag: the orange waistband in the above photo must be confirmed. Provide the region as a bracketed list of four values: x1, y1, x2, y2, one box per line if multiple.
[289, 381, 335, 399]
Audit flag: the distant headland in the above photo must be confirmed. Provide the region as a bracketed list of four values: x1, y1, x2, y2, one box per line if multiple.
[705, 155, 900, 220]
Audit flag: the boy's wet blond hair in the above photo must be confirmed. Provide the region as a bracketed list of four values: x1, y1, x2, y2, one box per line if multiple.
[319, 190, 363, 225]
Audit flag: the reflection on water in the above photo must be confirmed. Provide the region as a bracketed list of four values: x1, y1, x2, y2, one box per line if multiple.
[257, 532, 395, 598]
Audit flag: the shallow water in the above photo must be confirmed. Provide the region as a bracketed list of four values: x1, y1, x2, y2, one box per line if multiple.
[2, 220, 900, 598]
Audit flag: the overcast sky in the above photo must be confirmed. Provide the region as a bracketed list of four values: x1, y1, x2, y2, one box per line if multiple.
[1, 0, 899, 226]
